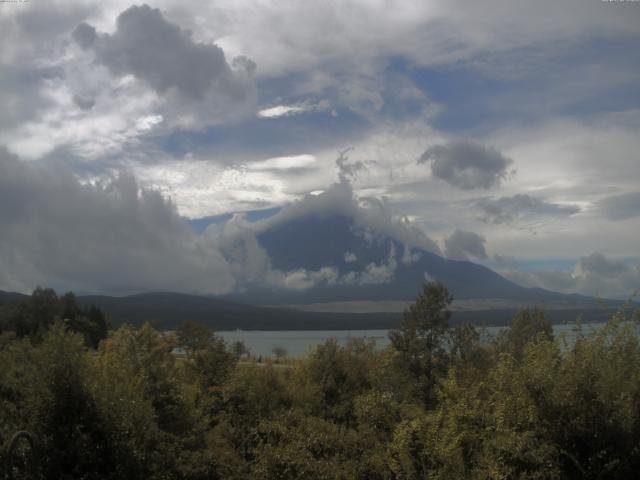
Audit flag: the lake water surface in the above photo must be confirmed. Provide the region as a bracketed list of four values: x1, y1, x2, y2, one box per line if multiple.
[218, 323, 613, 358]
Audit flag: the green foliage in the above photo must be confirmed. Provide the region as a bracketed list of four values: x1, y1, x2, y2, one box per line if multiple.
[1, 287, 639, 479]
[0, 287, 108, 348]
[296, 337, 379, 426]
[388, 282, 453, 407]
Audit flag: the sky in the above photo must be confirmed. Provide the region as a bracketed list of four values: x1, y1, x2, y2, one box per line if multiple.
[1, 0, 639, 298]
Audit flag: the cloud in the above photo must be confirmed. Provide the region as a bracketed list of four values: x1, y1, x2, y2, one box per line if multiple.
[598, 192, 640, 221]
[268, 267, 339, 290]
[0, 2, 259, 161]
[75, 5, 255, 102]
[335, 147, 365, 183]
[576, 252, 629, 279]
[344, 252, 357, 263]
[476, 194, 580, 224]
[0, 147, 234, 295]
[500, 252, 640, 299]
[342, 243, 399, 285]
[254, 179, 442, 256]
[0, 2, 94, 131]
[492, 254, 518, 269]
[72, 94, 96, 110]
[199, 173, 443, 290]
[419, 140, 513, 190]
[258, 100, 332, 118]
[501, 269, 578, 295]
[0, 145, 445, 296]
[0, 148, 410, 295]
[443, 229, 488, 261]
[247, 154, 317, 172]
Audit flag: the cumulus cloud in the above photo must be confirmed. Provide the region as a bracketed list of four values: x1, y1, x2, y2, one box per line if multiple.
[598, 192, 640, 221]
[267, 266, 339, 291]
[0, 147, 234, 295]
[349, 243, 398, 285]
[419, 140, 513, 190]
[444, 229, 488, 261]
[1, 2, 259, 161]
[476, 194, 580, 224]
[199, 174, 443, 290]
[500, 252, 640, 299]
[74, 5, 255, 102]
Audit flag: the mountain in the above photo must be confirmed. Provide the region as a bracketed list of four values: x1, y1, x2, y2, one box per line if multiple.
[224, 214, 591, 306]
[76, 292, 400, 330]
[1, 289, 621, 331]
[77, 292, 620, 330]
[0, 290, 28, 303]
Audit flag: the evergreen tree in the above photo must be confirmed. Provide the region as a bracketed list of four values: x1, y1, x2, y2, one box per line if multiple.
[388, 282, 453, 407]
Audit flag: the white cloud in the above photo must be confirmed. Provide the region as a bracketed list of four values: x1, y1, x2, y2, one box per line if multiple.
[258, 105, 308, 118]
[476, 194, 580, 225]
[344, 252, 357, 263]
[247, 154, 317, 171]
[444, 230, 488, 261]
[501, 252, 640, 300]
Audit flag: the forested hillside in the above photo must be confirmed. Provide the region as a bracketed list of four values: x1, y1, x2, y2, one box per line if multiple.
[1, 283, 639, 479]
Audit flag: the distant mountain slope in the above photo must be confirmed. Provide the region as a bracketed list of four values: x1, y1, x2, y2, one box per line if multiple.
[78, 292, 622, 330]
[2, 289, 621, 330]
[223, 214, 591, 305]
[0, 290, 28, 303]
[76, 292, 400, 330]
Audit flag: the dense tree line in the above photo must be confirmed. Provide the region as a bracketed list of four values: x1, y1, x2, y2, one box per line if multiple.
[1, 283, 639, 479]
[0, 287, 108, 348]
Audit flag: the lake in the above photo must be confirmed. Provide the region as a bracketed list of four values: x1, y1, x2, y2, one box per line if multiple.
[218, 323, 614, 358]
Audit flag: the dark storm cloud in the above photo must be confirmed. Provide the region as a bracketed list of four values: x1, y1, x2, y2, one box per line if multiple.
[598, 192, 640, 221]
[0, 147, 234, 294]
[73, 4, 255, 101]
[443, 229, 487, 261]
[476, 194, 580, 224]
[419, 140, 513, 190]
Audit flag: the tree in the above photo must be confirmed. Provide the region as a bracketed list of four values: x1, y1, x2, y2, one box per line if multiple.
[62, 293, 108, 348]
[272, 345, 287, 363]
[297, 338, 379, 426]
[9, 287, 59, 339]
[177, 321, 237, 392]
[232, 340, 249, 359]
[1, 288, 108, 347]
[388, 282, 453, 408]
[178, 320, 215, 352]
[494, 307, 553, 359]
